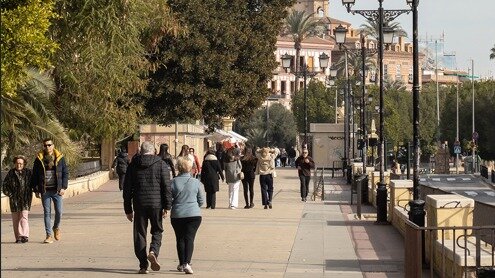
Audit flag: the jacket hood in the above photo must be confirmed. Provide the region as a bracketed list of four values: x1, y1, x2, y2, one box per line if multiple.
[37, 149, 63, 163]
[204, 154, 217, 161]
[136, 155, 162, 169]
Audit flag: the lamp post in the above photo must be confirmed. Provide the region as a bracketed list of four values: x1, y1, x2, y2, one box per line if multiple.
[281, 52, 328, 149]
[325, 67, 339, 123]
[341, 0, 410, 224]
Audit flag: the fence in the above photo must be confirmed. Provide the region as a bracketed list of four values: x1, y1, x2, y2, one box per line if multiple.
[74, 159, 101, 177]
[404, 220, 495, 278]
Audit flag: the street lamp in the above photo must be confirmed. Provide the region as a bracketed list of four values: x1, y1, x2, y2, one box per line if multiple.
[281, 52, 328, 148]
[325, 66, 339, 124]
[341, 0, 411, 224]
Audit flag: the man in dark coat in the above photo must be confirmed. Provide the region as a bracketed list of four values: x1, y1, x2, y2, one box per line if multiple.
[31, 138, 69, 244]
[294, 148, 315, 202]
[200, 149, 224, 209]
[112, 149, 129, 191]
[123, 141, 172, 274]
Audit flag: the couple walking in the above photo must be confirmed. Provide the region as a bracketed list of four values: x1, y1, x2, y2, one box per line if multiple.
[123, 141, 204, 274]
[2, 138, 68, 244]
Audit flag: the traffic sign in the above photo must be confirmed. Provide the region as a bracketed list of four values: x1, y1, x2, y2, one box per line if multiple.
[454, 146, 461, 154]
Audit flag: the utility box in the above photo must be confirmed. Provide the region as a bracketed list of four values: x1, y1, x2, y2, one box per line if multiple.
[310, 123, 347, 167]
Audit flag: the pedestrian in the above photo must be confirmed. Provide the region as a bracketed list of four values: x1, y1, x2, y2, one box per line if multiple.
[158, 143, 176, 178]
[32, 138, 69, 244]
[223, 148, 243, 209]
[280, 148, 288, 167]
[189, 147, 201, 178]
[112, 148, 129, 191]
[123, 141, 172, 274]
[2, 155, 33, 243]
[295, 148, 315, 202]
[170, 156, 204, 274]
[179, 145, 198, 176]
[200, 149, 224, 209]
[255, 147, 278, 209]
[215, 142, 225, 171]
[240, 147, 257, 209]
[288, 146, 296, 167]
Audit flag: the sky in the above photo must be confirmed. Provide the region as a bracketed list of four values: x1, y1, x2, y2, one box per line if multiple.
[329, 0, 495, 79]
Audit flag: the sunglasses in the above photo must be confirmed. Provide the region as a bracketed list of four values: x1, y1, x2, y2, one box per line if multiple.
[44, 144, 53, 147]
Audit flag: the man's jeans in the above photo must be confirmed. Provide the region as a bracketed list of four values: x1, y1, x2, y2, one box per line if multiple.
[42, 190, 63, 236]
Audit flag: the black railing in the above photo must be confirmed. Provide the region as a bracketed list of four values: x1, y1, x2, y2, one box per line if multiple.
[74, 159, 101, 177]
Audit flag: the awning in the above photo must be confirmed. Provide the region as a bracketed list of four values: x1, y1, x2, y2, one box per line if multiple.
[228, 131, 248, 142]
[206, 128, 231, 142]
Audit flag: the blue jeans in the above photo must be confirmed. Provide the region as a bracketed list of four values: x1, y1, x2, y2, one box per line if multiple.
[42, 190, 63, 236]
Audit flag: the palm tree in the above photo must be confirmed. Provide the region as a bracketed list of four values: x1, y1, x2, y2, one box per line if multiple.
[359, 19, 408, 40]
[1, 68, 80, 168]
[490, 44, 495, 60]
[333, 50, 377, 80]
[283, 10, 321, 92]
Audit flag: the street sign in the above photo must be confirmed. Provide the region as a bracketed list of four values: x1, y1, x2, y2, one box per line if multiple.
[454, 145, 461, 154]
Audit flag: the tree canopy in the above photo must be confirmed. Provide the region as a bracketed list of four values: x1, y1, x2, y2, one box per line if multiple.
[146, 0, 294, 126]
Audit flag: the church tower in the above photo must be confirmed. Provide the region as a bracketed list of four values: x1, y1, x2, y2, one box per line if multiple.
[292, 0, 329, 17]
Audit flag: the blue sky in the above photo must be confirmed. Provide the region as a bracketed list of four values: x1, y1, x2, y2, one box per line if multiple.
[330, 0, 495, 78]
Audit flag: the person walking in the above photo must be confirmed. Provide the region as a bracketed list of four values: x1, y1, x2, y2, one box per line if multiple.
[240, 148, 257, 209]
[158, 143, 176, 178]
[200, 149, 224, 209]
[287, 146, 296, 167]
[2, 155, 33, 243]
[123, 141, 172, 274]
[280, 148, 288, 167]
[112, 149, 129, 191]
[170, 156, 204, 274]
[223, 148, 242, 209]
[255, 147, 278, 209]
[179, 145, 198, 176]
[189, 147, 201, 178]
[32, 139, 68, 244]
[295, 148, 315, 202]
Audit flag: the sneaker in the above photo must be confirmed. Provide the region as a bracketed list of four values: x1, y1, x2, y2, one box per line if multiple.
[264, 205, 268, 209]
[177, 264, 184, 272]
[183, 263, 194, 274]
[53, 228, 61, 240]
[147, 251, 160, 271]
[250, 203, 254, 208]
[269, 203, 273, 209]
[43, 235, 54, 244]
[230, 206, 236, 210]
[21, 236, 28, 243]
[138, 268, 149, 274]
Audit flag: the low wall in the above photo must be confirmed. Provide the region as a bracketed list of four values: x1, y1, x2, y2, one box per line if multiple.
[1, 171, 111, 213]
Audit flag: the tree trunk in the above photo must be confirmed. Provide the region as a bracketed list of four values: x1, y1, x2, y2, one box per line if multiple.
[100, 138, 116, 173]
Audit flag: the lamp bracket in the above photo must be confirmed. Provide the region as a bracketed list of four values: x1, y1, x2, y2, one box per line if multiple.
[350, 9, 411, 23]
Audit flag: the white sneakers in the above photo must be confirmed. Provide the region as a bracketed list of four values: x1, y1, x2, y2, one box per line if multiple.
[183, 263, 193, 274]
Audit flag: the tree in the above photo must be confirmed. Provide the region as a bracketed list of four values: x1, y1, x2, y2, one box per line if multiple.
[50, 0, 180, 141]
[1, 68, 80, 169]
[235, 103, 297, 149]
[333, 49, 376, 79]
[490, 44, 495, 60]
[359, 19, 408, 40]
[1, 0, 58, 98]
[146, 0, 293, 126]
[283, 10, 322, 92]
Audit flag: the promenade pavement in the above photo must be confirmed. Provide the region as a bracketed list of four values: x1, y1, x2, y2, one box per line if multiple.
[1, 168, 404, 277]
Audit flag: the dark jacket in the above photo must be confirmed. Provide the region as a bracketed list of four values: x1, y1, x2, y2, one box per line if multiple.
[160, 153, 176, 178]
[2, 168, 33, 212]
[32, 149, 69, 194]
[295, 155, 315, 177]
[123, 154, 172, 214]
[200, 154, 224, 193]
[113, 152, 129, 175]
[241, 155, 257, 180]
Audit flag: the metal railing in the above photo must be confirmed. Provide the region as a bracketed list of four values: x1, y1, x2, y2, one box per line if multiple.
[404, 220, 495, 278]
[331, 160, 344, 178]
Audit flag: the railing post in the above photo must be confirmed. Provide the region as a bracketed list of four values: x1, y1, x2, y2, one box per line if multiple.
[405, 221, 422, 278]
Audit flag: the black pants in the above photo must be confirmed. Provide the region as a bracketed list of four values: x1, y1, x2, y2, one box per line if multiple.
[206, 192, 216, 209]
[242, 178, 255, 206]
[299, 175, 311, 198]
[281, 157, 287, 167]
[118, 174, 125, 191]
[259, 174, 273, 205]
[133, 207, 163, 269]
[171, 216, 202, 265]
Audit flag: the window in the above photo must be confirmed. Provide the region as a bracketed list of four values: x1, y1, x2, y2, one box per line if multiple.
[317, 7, 324, 17]
[299, 81, 304, 89]
[396, 64, 401, 79]
[281, 81, 287, 95]
[271, 81, 276, 93]
[307, 56, 314, 69]
[290, 81, 295, 94]
[299, 56, 305, 70]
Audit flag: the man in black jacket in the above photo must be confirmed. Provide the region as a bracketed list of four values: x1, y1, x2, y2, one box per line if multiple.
[123, 141, 172, 274]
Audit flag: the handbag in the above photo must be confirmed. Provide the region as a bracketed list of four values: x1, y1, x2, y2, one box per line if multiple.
[238, 172, 245, 180]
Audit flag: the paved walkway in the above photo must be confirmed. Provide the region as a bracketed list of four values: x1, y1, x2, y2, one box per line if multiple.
[1, 168, 404, 277]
